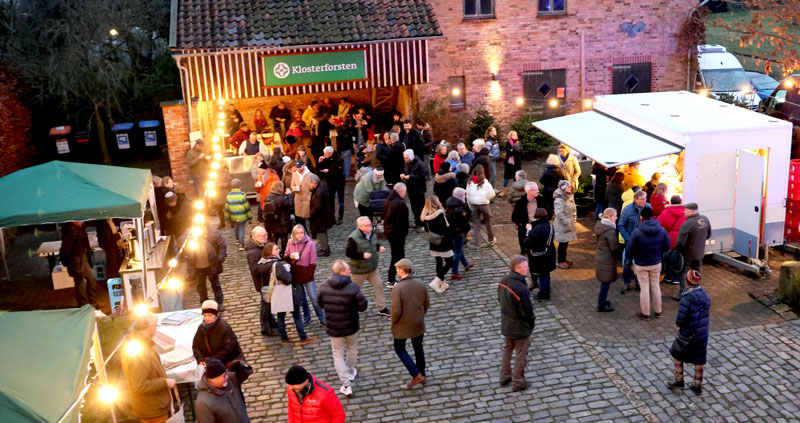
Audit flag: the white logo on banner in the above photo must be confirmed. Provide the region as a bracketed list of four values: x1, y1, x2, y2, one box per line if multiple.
[273, 62, 290, 79]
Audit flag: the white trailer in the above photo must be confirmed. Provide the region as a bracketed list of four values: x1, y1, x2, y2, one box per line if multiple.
[534, 91, 792, 275]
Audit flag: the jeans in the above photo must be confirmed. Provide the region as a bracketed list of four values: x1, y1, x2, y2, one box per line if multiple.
[299, 281, 326, 324]
[394, 335, 425, 377]
[595, 200, 606, 221]
[503, 178, 510, 188]
[388, 236, 405, 283]
[259, 298, 278, 334]
[622, 248, 634, 285]
[73, 273, 98, 308]
[276, 285, 308, 341]
[471, 204, 495, 245]
[270, 120, 287, 139]
[342, 149, 352, 179]
[232, 221, 246, 244]
[501, 336, 531, 389]
[329, 185, 345, 220]
[557, 242, 569, 263]
[489, 160, 497, 186]
[598, 282, 611, 309]
[435, 256, 454, 280]
[636, 263, 662, 315]
[532, 273, 550, 299]
[451, 236, 469, 274]
[194, 267, 223, 305]
[331, 334, 358, 388]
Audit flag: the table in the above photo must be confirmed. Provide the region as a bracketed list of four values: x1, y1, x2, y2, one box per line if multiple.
[37, 233, 99, 271]
[156, 308, 203, 383]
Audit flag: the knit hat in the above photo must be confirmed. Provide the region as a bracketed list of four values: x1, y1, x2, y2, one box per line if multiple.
[684, 203, 698, 211]
[558, 180, 571, 190]
[394, 258, 413, 270]
[640, 206, 654, 220]
[373, 167, 385, 176]
[201, 300, 219, 315]
[687, 270, 701, 285]
[285, 365, 309, 385]
[204, 357, 227, 379]
[403, 149, 415, 161]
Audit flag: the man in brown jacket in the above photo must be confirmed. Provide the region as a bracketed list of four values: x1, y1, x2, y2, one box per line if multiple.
[290, 159, 313, 230]
[390, 258, 430, 389]
[121, 312, 176, 423]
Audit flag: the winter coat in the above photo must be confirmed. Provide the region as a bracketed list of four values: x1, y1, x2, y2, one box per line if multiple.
[524, 218, 556, 276]
[317, 153, 345, 190]
[403, 156, 428, 194]
[163, 202, 192, 238]
[459, 151, 475, 170]
[674, 286, 711, 365]
[498, 271, 535, 340]
[618, 202, 651, 244]
[456, 172, 470, 190]
[192, 317, 242, 365]
[213, 165, 232, 207]
[422, 209, 453, 252]
[284, 235, 318, 284]
[403, 128, 425, 159]
[353, 170, 388, 207]
[382, 190, 409, 240]
[504, 139, 523, 179]
[622, 169, 645, 191]
[291, 168, 314, 218]
[254, 255, 293, 290]
[120, 335, 171, 419]
[181, 227, 227, 276]
[559, 153, 581, 191]
[287, 374, 346, 423]
[433, 171, 457, 205]
[594, 221, 619, 283]
[281, 167, 295, 197]
[592, 163, 609, 204]
[195, 371, 250, 423]
[605, 182, 625, 216]
[676, 214, 712, 262]
[245, 239, 267, 290]
[309, 184, 334, 233]
[650, 193, 668, 217]
[553, 188, 577, 243]
[445, 196, 471, 237]
[59, 224, 93, 278]
[264, 192, 294, 235]
[540, 165, 565, 217]
[507, 178, 528, 204]
[620, 189, 636, 216]
[472, 148, 491, 174]
[317, 274, 369, 338]
[224, 188, 252, 223]
[384, 142, 407, 185]
[433, 154, 446, 174]
[658, 205, 686, 249]
[255, 168, 280, 211]
[390, 275, 430, 339]
[376, 142, 390, 167]
[345, 229, 380, 274]
[466, 180, 496, 206]
[186, 146, 208, 181]
[625, 219, 671, 266]
[512, 195, 542, 226]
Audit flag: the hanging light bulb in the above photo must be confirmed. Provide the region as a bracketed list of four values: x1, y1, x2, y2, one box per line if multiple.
[218, 112, 226, 119]
[125, 339, 143, 355]
[216, 128, 224, 135]
[191, 226, 204, 237]
[166, 278, 181, 290]
[211, 161, 220, 169]
[134, 303, 149, 316]
[217, 121, 225, 128]
[193, 214, 205, 224]
[168, 258, 178, 268]
[98, 385, 119, 403]
[194, 200, 204, 210]
[549, 99, 559, 108]
[213, 153, 222, 160]
[209, 171, 218, 180]
[212, 145, 221, 152]
[207, 189, 217, 198]
[188, 239, 199, 250]
[218, 98, 226, 106]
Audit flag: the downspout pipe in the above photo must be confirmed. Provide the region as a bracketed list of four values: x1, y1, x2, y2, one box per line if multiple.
[687, 0, 710, 91]
[174, 57, 194, 133]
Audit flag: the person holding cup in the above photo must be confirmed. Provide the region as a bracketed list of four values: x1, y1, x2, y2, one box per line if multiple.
[290, 159, 313, 231]
[284, 224, 325, 327]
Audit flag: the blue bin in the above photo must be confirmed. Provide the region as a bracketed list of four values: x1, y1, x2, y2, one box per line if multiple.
[107, 278, 124, 314]
[139, 120, 163, 158]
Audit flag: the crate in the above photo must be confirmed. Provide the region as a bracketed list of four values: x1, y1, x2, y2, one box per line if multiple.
[52, 265, 74, 290]
[107, 278, 124, 313]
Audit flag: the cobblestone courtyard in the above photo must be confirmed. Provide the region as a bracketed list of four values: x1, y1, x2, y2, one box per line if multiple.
[174, 174, 800, 423]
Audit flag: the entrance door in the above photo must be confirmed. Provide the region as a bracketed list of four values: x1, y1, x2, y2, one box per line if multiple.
[522, 69, 566, 119]
[733, 150, 766, 258]
[612, 63, 652, 94]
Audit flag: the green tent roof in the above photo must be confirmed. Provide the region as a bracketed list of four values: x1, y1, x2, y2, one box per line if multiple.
[0, 161, 152, 228]
[0, 305, 94, 422]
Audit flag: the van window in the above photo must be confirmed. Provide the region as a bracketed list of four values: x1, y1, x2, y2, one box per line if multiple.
[702, 69, 751, 92]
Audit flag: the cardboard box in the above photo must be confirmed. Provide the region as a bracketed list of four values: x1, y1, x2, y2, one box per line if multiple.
[52, 265, 74, 290]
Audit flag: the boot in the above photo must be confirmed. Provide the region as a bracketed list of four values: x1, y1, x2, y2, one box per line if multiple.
[428, 277, 446, 294]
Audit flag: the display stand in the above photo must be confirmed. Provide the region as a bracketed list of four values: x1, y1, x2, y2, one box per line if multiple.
[119, 236, 172, 310]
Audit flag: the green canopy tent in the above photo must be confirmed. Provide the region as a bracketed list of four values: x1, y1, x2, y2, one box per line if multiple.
[0, 305, 95, 423]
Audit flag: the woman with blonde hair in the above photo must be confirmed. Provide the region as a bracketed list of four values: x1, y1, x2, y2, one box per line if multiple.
[284, 224, 325, 326]
[421, 195, 453, 294]
[433, 142, 449, 174]
[595, 207, 619, 312]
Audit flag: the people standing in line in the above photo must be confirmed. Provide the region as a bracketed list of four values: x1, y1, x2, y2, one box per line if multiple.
[285, 365, 346, 423]
[390, 259, 430, 389]
[595, 208, 619, 312]
[605, 171, 626, 218]
[186, 139, 210, 198]
[421, 196, 454, 294]
[466, 164, 497, 249]
[59, 221, 103, 314]
[245, 227, 278, 336]
[213, 162, 232, 229]
[457, 142, 474, 170]
[658, 195, 687, 284]
[553, 180, 577, 269]
[650, 183, 669, 217]
[667, 270, 710, 395]
[433, 161, 457, 205]
[540, 154, 566, 219]
[500, 131, 523, 197]
[353, 167, 387, 218]
[181, 222, 227, 311]
[511, 182, 541, 255]
[432, 142, 448, 174]
[224, 178, 251, 251]
[557, 144, 581, 194]
[259, 242, 314, 345]
[524, 208, 556, 300]
[317, 146, 346, 225]
[471, 139, 491, 180]
[618, 190, 651, 294]
[643, 172, 661, 201]
[346, 216, 390, 316]
[400, 149, 429, 228]
[317, 260, 369, 397]
[673, 203, 712, 300]
[497, 255, 535, 392]
[506, 170, 529, 205]
[263, 181, 293, 256]
[269, 102, 291, 139]
[192, 300, 243, 367]
[626, 207, 670, 320]
[308, 174, 334, 257]
[445, 188, 474, 281]
[383, 183, 409, 288]
[284, 224, 326, 327]
[194, 357, 251, 423]
[290, 160, 313, 231]
[622, 161, 645, 191]
[120, 312, 176, 423]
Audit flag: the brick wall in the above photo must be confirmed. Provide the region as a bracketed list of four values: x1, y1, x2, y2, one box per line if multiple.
[421, 0, 697, 130]
[161, 100, 199, 195]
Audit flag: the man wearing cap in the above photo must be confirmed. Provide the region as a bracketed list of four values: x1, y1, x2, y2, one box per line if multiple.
[497, 255, 535, 392]
[121, 312, 176, 423]
[400, 148, 429, 228]
[317, 260, 368, 397]
[192, 300, 244, 369]
[186, 139, 210, 198]
[353, 167, 387, 218]
[195, 357, 251, 423]
[224, 178, 251, 250]
[673, 203, 712, 300]
[291, 159, 313, 230]
[285, 365, 346, 423]
[181, 223, 227, 310]
[162, 192, 191, 238]
[346, 217, 389, 316]
[668, 270, 710, 394]
[390, 258, 430, 389]
[317, 146, 346, 224]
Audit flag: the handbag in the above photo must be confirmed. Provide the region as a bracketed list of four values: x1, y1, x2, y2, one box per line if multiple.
[270, 264, 295, 314]
[165, 386, 185, 423]
[528, 224, 554, 257]
[289, 241, 316, 284]
[261, 262, 277, 303]
[670, 334, 693, 362]
[426, 214, 448, 245]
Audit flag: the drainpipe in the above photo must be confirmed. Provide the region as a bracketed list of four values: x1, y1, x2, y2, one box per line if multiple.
[686, 0, 710, 91]
[174, 57, 194, 133]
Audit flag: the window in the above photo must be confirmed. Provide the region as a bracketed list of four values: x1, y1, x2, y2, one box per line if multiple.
[522, 69, 566, 118]
[612, 63, 652, 94]
[464, 0, 494, 19]
[538, 0, 565, 15]
[449, 76, 466, 110]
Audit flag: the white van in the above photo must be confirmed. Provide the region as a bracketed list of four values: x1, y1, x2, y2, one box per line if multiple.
[694, 44, 758, 108]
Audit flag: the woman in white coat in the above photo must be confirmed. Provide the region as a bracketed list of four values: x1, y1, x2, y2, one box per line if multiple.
[466, 164, 496, 250]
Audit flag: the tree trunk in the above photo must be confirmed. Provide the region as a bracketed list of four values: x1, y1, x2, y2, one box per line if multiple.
[93, 102, 111, 165]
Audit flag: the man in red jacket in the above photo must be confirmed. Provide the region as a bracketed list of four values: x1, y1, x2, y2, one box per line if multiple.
[285, 365, 346, 423]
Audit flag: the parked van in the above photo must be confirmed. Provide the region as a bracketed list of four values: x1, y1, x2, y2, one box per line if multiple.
[694, 44, 758, 109]
[761, 75, 800, 158]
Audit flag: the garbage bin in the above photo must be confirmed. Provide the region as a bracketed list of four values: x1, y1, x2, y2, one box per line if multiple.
[71, 129, 99, 163]
[50, 126, 72, 157]
[130, 274, 144, 306]
[138, 120, 163, 158]
[111, 122, 136, 161]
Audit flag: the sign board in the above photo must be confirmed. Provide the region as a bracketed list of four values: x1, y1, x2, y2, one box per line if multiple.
[55, 139, 70, 154]
[116, 133, 130, 150]
[189, 131, 203, 149]
[263, 49, 367, 87]
[144, 130, 157, 147]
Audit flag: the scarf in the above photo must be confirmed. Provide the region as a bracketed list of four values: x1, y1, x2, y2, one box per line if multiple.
[600, 217, 616, 229]
[421, 208, 445, 222]
[560, 152, 569, 162]
[202, 317, 217, 329]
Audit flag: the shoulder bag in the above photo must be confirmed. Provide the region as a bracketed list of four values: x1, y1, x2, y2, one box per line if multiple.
[426, 214, 448, 246]
[165, 386, 185, 423]
[529, 224, 554, 257]
[670, 334, 693, 363]
[261, 262, 277, 303]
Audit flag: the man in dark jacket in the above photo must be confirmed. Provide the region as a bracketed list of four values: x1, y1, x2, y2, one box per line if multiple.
[192, 300, 243, 366]
[401, 120, 424, 159]
[384, 133, 406, 186]
[264, 181, 293, 256]
[446, 188, 473, 280]
[626, 207, 671, 319]
[511, 182, 542, 255]
[497, 255, 535, 392]
[618, 190, 652, 293]
[471, 139, 491, 178]
[59, 221, 102, 313]
[162, 192, 191, 238]
[245, 227, 277, 335]
[309, 174, 334, 256]
[195, 357, 251, 423]
[317, 146, 346, 224]
[181, 223, 228, 310]
[383, 183, 409, 288]
[390, 259, 430, 389]
[400, 149, 428, 227]
[673, 203, 712, 299]
[317, 260, 368, 397]
[433, 162, 457, 205]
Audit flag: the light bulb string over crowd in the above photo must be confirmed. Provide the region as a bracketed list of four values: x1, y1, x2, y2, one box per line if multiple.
[57, 98, 230, 422]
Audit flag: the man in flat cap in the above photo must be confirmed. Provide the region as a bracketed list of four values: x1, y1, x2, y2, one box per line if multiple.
[673, 203, 712, 300]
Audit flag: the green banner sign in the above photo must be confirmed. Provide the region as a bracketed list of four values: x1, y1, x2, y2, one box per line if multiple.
[263, 50, 367, 87]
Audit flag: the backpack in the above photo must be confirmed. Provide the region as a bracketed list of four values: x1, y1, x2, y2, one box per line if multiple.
[263, 197, 278, 220]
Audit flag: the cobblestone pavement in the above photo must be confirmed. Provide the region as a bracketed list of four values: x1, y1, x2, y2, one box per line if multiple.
[179, 175, 800, 423]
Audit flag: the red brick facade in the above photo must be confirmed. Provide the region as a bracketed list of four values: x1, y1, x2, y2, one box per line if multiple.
[419, 0, 697, 128]
[161, 100, 199, 195]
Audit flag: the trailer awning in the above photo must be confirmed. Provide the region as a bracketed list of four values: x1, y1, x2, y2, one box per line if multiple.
[533, 111, 683, 167]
